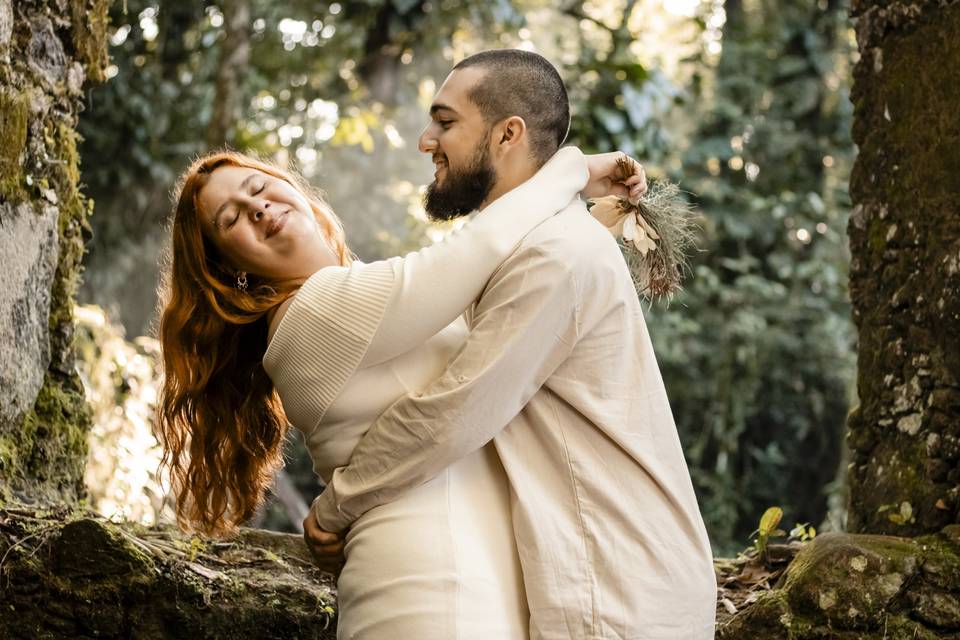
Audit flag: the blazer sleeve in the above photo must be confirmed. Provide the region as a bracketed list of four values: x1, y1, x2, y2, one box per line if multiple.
[311, 240, 583, 533]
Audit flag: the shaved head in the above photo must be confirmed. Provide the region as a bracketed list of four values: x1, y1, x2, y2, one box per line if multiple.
[454, 49, 570, 165]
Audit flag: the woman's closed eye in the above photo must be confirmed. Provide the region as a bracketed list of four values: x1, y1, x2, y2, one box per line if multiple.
[226, 182, 267, 228]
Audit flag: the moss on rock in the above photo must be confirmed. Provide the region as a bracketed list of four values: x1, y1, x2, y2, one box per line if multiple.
[13, 373, 91, 502]
[719, 530, 960, 639]
[0, 508, 338, 639]
[69, 0, 111, 83]
[0, 89, 29, 203]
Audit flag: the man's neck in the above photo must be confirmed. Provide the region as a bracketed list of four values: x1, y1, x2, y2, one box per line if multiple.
[479, 161, 539, 211]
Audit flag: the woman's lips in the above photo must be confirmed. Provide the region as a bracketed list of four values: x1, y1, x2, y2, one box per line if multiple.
[265, 211, 288, 239]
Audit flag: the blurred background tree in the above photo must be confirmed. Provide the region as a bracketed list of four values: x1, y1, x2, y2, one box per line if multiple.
[76, 0, 856, 555]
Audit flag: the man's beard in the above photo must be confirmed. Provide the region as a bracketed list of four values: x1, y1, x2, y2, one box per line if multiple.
[423, 142, 497, 221]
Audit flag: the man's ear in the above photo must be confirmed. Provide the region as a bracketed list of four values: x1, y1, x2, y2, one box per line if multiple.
[496, 116, 527, 151]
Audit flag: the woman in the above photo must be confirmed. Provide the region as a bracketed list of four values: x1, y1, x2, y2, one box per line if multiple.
[157, 146, 644, 638]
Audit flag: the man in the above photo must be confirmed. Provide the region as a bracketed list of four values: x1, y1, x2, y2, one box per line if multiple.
[305, 49, 717, 639]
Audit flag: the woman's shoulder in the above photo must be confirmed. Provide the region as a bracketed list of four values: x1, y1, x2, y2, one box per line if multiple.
[267, 295, 297, 345]
[263, 260, 396, 364]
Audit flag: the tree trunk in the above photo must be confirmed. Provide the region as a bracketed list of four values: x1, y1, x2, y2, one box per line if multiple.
[846, 0, 960, 536]
[0, 0, 110, 504]
[206, 0, 251, 149]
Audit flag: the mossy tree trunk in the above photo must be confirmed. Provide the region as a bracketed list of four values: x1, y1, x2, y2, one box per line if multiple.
[846, 0, 960, 536]
[0, 0, 110, 504]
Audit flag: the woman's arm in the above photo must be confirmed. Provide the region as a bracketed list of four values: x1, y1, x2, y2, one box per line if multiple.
[360, 150, 645, 365]
[358, 145, 588, 366]
[264, 148, 643, 424]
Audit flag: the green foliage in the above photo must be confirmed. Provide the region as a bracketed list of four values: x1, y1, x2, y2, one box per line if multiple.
[643, 0, 856, 553]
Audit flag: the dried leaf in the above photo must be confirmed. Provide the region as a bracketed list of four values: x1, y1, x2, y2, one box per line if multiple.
[588, 195, 626, 229]
[186, 561, 226, 581]
[738, 561, 776, 586]
[622, 212, 639, 244]
[720, 597, 738, 615]
[588, 178, 699, 302]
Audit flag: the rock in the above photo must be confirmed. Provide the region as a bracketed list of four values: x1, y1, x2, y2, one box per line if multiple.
[0, 0, 12, 51]
[0, 202, 60, 431]
[719, 529, 960, 639]
[66, 61, 85, 97]
[27, 17, 67, 85]
[783, 533, 917, 629]
[0, 509, 339, 639]
[52, 518, 155, 581]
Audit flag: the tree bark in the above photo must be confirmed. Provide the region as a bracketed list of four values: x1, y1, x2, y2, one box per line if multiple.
[206, 0, 251, 149]
[846, 0, 960, 535]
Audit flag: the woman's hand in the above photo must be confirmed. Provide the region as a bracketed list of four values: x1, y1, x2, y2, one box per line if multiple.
[303, 507, 346, 575]
[582, 152, 648, 205]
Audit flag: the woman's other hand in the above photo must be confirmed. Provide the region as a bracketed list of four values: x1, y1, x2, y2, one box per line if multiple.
[303, 507, 346, 575]
[582, 152, 648, 205]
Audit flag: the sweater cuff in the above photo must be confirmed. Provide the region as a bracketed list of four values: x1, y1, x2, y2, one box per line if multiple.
[312, 488, 352, 533]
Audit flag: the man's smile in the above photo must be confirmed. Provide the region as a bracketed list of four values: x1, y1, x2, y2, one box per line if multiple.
[433, 155, 448, 180]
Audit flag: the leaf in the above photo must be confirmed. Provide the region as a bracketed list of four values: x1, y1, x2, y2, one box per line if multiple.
[721, 597, 737, 615]
[623, 213, 638, 244]
[185, 561, 225, 581]
[758, 507, 783, 536]
[588, 196, 626, 232]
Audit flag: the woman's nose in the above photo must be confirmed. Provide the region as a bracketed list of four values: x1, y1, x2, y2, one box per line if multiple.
[251, 201, 270, 221]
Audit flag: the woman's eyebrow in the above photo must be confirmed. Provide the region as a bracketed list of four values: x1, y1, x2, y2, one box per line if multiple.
[212, 173, 258, 228]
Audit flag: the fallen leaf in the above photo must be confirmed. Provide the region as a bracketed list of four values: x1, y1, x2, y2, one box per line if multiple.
[721, 597, 737, 615]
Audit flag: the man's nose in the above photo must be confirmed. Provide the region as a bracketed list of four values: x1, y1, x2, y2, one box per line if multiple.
[418, 126, 435, 154]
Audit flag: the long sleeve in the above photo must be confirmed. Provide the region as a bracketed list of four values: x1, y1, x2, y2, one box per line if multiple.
[312, 237, 583, 533]
[262, 148, 587, 428]
[359, 146, 586, 367]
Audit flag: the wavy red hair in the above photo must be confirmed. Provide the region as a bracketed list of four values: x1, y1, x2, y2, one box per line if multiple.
[157, 151, 351, 536]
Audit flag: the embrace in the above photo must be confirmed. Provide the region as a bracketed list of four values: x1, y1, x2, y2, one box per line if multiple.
[158, 49, 716, 639]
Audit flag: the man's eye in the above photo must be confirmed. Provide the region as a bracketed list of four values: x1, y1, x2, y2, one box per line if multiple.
[438, 120, 453, 129]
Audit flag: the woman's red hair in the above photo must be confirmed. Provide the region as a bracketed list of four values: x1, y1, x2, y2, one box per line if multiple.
[157, 151, 350, 536]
